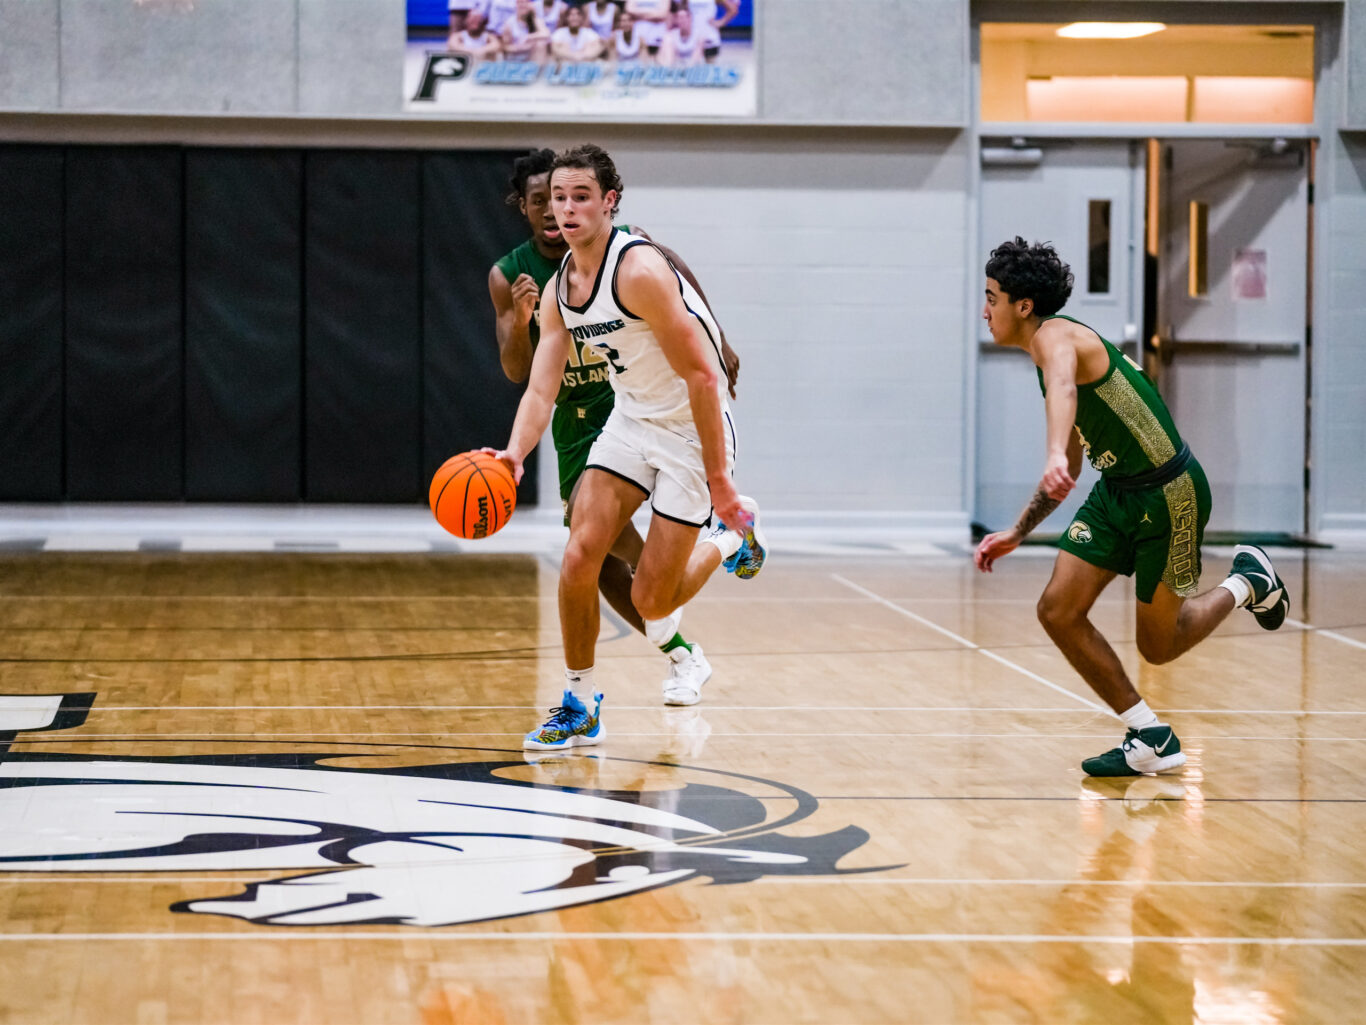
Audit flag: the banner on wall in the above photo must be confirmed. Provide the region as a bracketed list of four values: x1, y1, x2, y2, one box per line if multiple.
[404, 0, 756, 117]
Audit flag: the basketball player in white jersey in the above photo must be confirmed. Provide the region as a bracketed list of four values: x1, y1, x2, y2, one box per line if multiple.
[688, 0, 738, 28]
[447, 0, 489, 37]
[624, 0, 671, 61]
[612, 8, 643, 62]
[489, 145, 766, 751]
[500, 0, 549, 61]
[550, 4, 604, 61]
[585, 0, 620, 40]
[482, 0, 521, 35]
[449, 8, 503, 59]
[664, 7, 720, 65]
[537, 0, 566, 31]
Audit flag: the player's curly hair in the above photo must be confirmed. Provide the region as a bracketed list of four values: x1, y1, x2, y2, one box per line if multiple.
[985, 237, 1074, 317]
[504, 148, 556, 207]
[551, 144, 623, 215]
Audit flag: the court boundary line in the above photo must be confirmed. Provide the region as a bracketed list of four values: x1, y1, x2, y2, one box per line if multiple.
[19, 731, 1363, 741]
[830, 574, 1105, 711]
[1, 931, 1362, 946]
[73, 705, 1366, 714]
[1287, 617, 1366, 652]
[2, 876, 1360, 888]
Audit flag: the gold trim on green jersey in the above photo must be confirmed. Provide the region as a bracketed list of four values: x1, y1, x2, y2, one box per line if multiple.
[1094, 369, 1178, 467]
[1161, 472, 1200, 597]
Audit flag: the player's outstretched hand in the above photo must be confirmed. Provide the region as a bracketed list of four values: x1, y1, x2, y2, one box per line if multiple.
[480, 447, 524, 485]
[974, 529, 1021, 573]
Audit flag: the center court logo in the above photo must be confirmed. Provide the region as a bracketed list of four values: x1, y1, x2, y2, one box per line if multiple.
[1067, 520, 1093, 544]
[0, 697, 884, 928]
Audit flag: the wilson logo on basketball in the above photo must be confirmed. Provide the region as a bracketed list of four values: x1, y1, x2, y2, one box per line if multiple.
[473, 495, 490, 537]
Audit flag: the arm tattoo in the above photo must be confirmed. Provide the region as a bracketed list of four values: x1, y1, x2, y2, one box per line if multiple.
[1014, 487, 1061, 537]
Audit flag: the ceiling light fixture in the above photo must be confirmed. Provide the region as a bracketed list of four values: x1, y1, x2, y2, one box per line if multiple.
[1056, 22, 1167, 40]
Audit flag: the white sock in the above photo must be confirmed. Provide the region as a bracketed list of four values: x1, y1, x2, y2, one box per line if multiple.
[1219, 574, 1252, 608]
[564, 666, 595, 704]
[1119, 699, 1160, 731]
[699, 526, 743, 561]
[644, 613, 679, 648]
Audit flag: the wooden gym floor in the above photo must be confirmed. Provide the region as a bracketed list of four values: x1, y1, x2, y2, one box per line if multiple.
[1, 542, 1363, 1024]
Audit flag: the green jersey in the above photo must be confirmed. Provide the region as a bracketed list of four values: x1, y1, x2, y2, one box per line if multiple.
[494, 234, 628, 409]
[1036, 314, 1184, 479]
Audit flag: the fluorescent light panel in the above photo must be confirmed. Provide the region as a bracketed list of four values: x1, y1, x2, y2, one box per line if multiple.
[1056, 22, 1166, 39]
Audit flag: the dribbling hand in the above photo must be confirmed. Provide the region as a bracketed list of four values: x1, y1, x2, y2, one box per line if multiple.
[480, 447, 523, 485]
[974, 529, 1021, 573]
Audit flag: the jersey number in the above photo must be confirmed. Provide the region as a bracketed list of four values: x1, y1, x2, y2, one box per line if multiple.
[600, 346, 627, 374]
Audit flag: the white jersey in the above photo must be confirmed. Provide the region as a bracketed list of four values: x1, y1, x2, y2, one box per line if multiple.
[501, 12, 544, 56]
[626, 0, 669, 47]
[483, 0, 519, 32]
[551, 25, 601, 59]
[687, 0, 717, 24]
[586, 0, 619, 39]
[614, 27, 641, 60]
[537, 0, 566, 29]
[451, 27, 500, 54]
[555, 230, 728, 424]
[667, 22, 720, 63]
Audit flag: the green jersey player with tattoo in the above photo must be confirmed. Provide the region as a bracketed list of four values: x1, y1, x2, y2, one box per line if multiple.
[975, 237, 1290, 777]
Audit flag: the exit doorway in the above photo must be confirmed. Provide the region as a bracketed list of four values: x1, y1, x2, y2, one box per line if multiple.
[974, 135, 1312, 535]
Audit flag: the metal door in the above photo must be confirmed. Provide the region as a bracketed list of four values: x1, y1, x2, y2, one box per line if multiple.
[975, 139, 1146, 532]
[1155, 139, 1309, 533]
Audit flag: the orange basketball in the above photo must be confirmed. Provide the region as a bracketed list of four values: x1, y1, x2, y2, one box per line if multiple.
[429, 451, 517, 539]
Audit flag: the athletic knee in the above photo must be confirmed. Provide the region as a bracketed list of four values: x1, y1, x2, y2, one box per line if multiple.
[1036, 591, 1078, 635]
[562, 536, 604, 586]
[631, 577, 674, 622]
[1136, 631, 1178, 665]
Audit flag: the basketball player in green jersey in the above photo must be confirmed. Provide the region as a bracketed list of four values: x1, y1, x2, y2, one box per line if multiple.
[489, 148, 739, 705]
[975, 238, 1290, 776]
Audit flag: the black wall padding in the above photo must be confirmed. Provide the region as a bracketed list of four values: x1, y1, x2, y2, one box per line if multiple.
[0, 146, 64, 500]
[64, 147, 184, 500]
[304, 151, 423, 501]
[421, 151, 538, 505]
[185, 149, 303, 500]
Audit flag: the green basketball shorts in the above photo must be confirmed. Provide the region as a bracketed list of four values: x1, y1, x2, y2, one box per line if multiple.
[1056, 458, 1212, 604]
[551, 394, 615, 524]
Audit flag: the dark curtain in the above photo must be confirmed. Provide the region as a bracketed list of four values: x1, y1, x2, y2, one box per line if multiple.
[185, 149, 303, 500]
[421, 150, 537, 505]
[64, 147, 184, 500]
[0, 146, 64, 499]
[304, 150, 423, 502]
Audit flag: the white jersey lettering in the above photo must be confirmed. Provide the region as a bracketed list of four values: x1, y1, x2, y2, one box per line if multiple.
[555, 230, 728, 424]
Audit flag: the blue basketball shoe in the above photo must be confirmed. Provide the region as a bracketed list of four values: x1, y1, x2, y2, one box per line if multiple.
[718, 496, 767, 580]
[523, 690, 604, 751]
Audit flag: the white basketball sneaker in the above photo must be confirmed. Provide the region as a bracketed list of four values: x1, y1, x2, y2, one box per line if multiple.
[662, 644, 712, 706]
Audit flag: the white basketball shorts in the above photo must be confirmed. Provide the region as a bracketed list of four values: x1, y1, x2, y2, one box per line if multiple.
[585, 407, 736, 528]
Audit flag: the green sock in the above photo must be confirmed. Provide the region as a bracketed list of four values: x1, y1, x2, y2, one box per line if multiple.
[660, 633, 692, 655]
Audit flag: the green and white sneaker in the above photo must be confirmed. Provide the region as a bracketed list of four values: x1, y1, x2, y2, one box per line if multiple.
[1082, 725, 1186, 777]
[1230, 544, 1289, 631]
